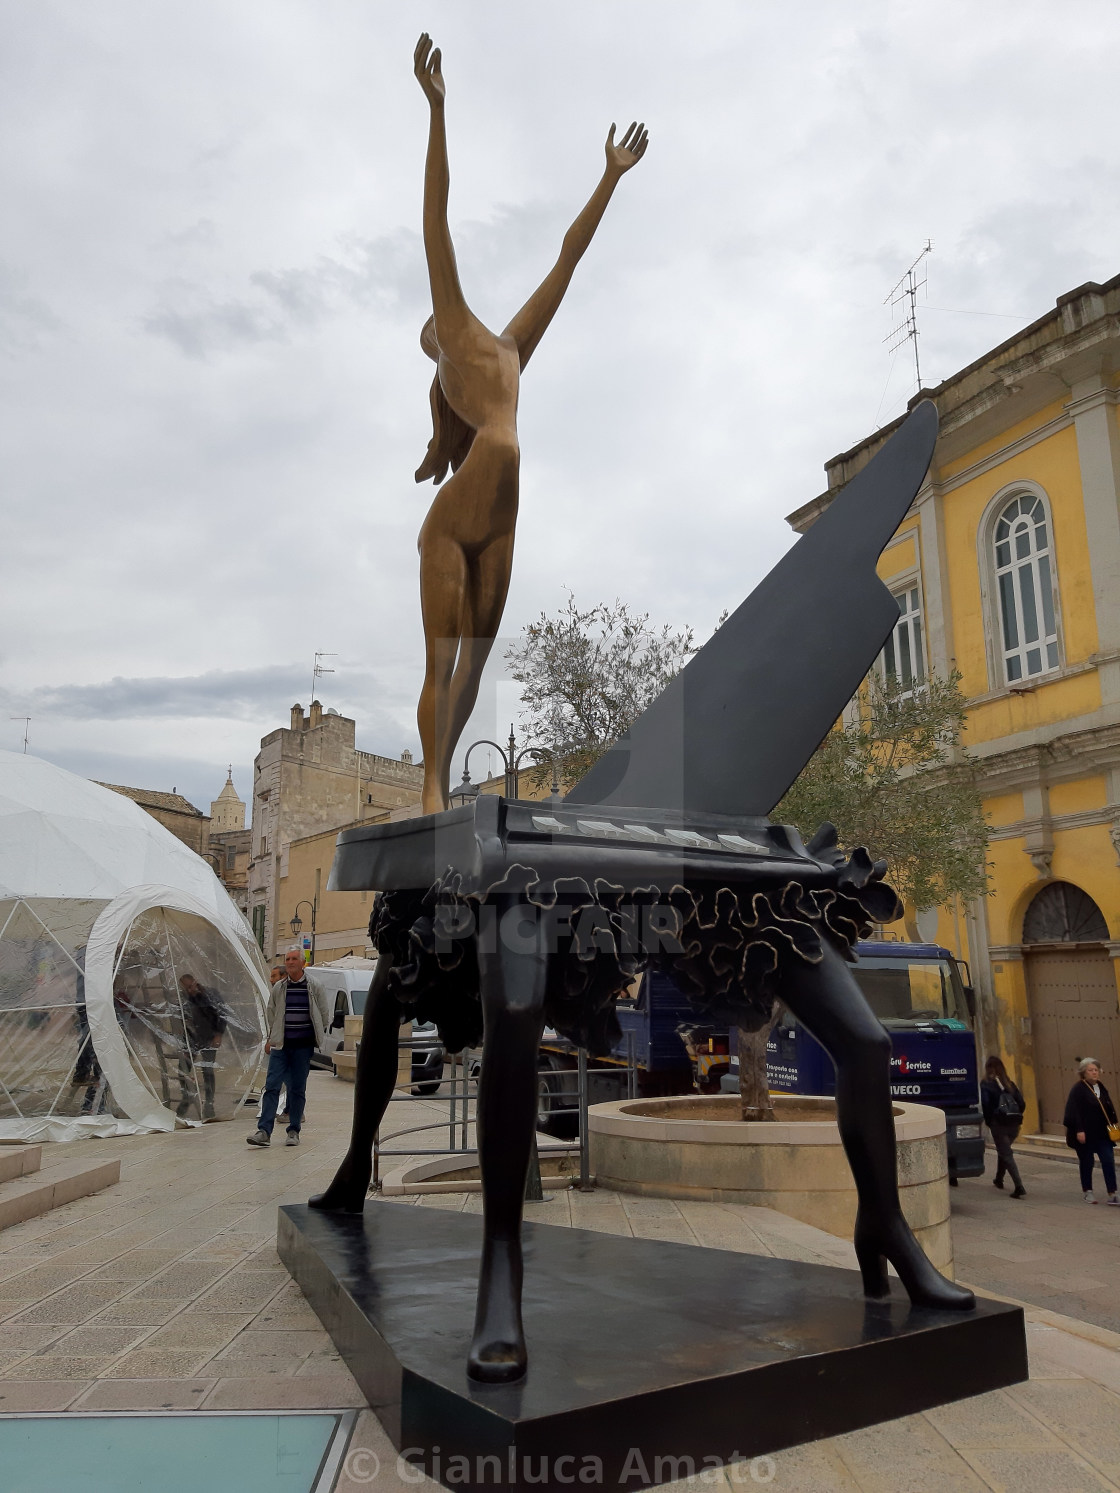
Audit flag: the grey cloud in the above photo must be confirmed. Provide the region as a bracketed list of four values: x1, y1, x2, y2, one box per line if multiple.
[40, 745, 238, 818]
[161, 218, 219, 250]
[953, 198, 1111, 309]
[144, 202, 567, 359]
[6, 666, 312, 723]
[144, 225, 430, 357]
[251, 226, 428, 322]
[2, 664, 417, 755]
[0, 263, 59, 355]
[142, 297, 288, 359]
[447, 201, 623, 328]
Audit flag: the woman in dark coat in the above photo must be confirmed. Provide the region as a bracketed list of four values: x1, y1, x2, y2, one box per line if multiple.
[980, 1055, 1026, 1198]
[1063, 1057, 1120, 1205]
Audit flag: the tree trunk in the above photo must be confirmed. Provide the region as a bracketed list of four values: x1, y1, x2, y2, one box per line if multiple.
[738, 1003, 779, 1121]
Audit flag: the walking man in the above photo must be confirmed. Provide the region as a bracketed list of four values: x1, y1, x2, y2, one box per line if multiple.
[247, 947, 331, 1148]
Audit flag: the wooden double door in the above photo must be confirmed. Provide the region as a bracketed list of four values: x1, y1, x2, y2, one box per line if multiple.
[1026, 945, 1120, 1134]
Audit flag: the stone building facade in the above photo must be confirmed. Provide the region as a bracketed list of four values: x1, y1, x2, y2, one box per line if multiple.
[98, 782, 210, 855]
[787, 271, 1120, 1135]
[209, 827, 251, 917]
[208, 772, 250, 916]
[247, 702, 425, 958]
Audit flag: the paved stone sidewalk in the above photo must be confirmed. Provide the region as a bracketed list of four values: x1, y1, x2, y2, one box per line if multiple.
[951, 1145, 1120, 1335]
[0, 1080, 364, 1413]
[1, 1073, 1119, 1491]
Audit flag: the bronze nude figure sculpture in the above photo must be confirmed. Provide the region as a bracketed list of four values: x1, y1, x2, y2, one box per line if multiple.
[410, 33, 648, 814]
[307, 41, 974, 1394]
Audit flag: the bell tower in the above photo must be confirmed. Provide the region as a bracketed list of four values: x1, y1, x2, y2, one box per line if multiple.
[209, 769, 245, 832]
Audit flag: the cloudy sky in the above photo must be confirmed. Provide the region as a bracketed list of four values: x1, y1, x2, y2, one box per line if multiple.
[3, 0, 1118, 817]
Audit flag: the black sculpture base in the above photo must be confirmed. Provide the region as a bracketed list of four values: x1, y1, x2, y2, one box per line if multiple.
[279, 1202, 1027, 1492]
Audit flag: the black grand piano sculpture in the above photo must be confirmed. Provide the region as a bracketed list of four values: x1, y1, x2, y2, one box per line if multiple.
[280, 400, 1026, 1477]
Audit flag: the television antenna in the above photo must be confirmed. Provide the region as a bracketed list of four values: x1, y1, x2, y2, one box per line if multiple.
[10, 716, 30, 754]
[884, 240, 932, 393]
[310, 651, 337, 704]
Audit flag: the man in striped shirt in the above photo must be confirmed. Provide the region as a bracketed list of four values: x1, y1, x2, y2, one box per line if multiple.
[247, 947, 332, 1148]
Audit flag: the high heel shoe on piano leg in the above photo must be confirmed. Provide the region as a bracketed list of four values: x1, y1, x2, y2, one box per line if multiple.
[854, 1213, 975, 1310]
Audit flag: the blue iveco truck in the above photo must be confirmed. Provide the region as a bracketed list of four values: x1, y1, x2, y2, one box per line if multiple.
[751, 942, 986, 1181]
[539, 941, 985, 1181]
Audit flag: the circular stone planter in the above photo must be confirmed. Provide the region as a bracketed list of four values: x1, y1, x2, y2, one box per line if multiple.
[380, 1148, 582, 1196]
[588, 1094, 953, 1274]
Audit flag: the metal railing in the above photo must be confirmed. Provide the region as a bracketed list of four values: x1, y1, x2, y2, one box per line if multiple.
[367, 1032, 640, 1192]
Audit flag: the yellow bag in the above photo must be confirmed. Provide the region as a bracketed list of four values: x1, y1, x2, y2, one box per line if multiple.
[1087, 1083, 1120, 1144]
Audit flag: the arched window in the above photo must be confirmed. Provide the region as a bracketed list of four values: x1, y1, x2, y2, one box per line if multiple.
[993, 493, 1059, 683]
[880, 584, 925, 696]
[1023, 882, 1108, 944]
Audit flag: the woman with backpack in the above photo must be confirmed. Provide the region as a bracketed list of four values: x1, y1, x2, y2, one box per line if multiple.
[980, 1054, 1026, 1199]
[1064, 1058, 1120, 1205]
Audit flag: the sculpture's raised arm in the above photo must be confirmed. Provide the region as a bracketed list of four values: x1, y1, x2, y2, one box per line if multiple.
[414, 34, 478, 347]
[503, 122, 649, 369]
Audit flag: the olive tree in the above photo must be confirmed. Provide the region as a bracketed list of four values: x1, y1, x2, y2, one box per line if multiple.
[504, 594, 696, 788]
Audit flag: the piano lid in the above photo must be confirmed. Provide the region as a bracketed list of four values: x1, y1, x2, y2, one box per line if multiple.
[566, 400, 938, 818]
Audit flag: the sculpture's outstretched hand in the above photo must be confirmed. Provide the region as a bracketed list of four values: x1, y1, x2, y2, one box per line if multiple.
[605, 122, 649, 175]
[414, 33, 445, 106]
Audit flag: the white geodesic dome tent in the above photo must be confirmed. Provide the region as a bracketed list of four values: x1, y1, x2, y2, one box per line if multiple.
[0, 750, 269, 1141]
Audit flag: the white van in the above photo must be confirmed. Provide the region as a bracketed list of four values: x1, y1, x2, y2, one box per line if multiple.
[307, 962, 445, 1093]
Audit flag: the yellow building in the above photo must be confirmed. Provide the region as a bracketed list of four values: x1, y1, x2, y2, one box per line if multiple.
[275, 818, 378, 965]
[788, 271, 1120, 1135]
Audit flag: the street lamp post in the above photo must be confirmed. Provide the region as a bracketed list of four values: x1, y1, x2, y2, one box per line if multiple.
[289, 899, 317, 967]
[449, 725, 560, 807]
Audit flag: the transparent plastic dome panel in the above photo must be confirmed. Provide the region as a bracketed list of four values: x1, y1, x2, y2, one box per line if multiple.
[112, 906, 264, 1122]
[0, 897, 120, 1121]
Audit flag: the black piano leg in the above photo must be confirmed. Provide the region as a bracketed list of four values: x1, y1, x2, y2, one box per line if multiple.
[775, 940, 974, 1310]
[468, 904, 547, 1382]
[309, 955, 401, 1213]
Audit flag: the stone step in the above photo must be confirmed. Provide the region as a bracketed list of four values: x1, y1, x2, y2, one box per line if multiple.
[0, 1146, 41, 1185]
[1015, 1132, 1077, 1164]
[0, 1158, 120, 1230]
